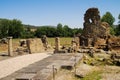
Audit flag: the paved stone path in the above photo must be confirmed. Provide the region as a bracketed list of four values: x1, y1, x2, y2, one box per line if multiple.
[1, 53, 83, 80]
[0, 53, 50, 79]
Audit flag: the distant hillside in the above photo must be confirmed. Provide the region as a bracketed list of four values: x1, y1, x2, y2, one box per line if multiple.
[23, 24, 38, 29]
[23, 24, 57, 32]
[23, 24, 57, 29]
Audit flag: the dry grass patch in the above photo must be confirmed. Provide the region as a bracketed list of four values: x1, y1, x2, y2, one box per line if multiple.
[48, 37, 72, 47]
[101, 65, 120, 80]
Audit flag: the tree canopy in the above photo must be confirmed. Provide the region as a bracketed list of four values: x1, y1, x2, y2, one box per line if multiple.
[101, 12, 115, 35]
[115, 14, 120, 36]
[0, 19, 24, 38]
[35, 24, 83, 38]
[0, 19, 83, 38]
[101, 12, 115, 26]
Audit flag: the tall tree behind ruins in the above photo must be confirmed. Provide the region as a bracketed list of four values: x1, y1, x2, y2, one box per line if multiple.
[101, 12, 115, 35]
[0, 19, 24, 38]
[115, 14, 120, 36]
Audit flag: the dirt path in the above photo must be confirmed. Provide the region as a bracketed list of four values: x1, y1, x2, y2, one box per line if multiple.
[0, 53, 50, 79]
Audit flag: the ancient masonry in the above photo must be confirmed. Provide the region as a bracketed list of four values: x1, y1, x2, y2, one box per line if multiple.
[1, 53, 83, 80]
[54, 37, 60, 53]
[26, 38, 45, 54]
[6, 38, 48, 55]
[80, 8, 110, 48]
[71, 37, 80, 52]
[7, 37, 13, 56]
[41, 35, 48, 50]
[1, 7, 120, 80]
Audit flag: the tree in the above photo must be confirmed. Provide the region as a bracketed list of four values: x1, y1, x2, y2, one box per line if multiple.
[56, 23, 64, 37]
[46, 27, 57, 37]
[0, 19, 24, 38]
[101, 12, 115, 26]
[35, 26, 57, 37]
[115, 14, 120, 36]
[118, 14, 120, 24]
[0, 19, 10, 38]
[72, 28, 83, 36]
[8, 19, 24, 38]
[63, 25, 73, 37]
[35, 23, 83, 37]
[22, 27, 35, 38]
[101, 12, 115, 35]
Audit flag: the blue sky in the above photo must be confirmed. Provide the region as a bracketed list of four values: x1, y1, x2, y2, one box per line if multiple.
[0, 0, 120, 28]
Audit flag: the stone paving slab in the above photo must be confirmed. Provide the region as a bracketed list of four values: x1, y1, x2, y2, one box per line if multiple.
[0, 53, 50, 79]
[61, 61, 75, 70]
[15, 73, 36, 80]
[1, 53, 83, 80]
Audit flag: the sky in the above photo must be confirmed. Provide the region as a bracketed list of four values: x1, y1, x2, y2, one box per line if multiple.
[0, 0, 120, 28]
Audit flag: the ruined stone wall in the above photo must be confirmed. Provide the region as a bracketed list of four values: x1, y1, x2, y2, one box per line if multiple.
[80, 8, 110, 47]
[109, 36, 120, 51]
[26, 38, 45, 53]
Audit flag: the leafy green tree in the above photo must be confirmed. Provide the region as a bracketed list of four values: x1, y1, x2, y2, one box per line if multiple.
[34, 23, 83, 38]
[110, 27, 116, 35]
[0, 19, 24, 38]
[0, 19, 10, 38]
[115, 14, 120, 36]
[56, 23, 64, 37]
[73, 28, 83, 36]
[76, 28, 83, 34]
[63, 25, 73, 37]
[46, 27, 57, 37]
[8, 19, 24, 38]
[118, 14, 120, 23]
[35, 27, 47, 38]
[101, 12, 115, 35]
[35, 26, 57, 37]
[101, 12, 115, 26]
[22, 27, 35, 38]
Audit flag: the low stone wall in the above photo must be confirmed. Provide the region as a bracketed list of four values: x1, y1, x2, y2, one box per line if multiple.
[26, 38, 45, 53]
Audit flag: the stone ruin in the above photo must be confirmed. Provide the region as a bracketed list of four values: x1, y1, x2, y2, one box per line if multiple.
[1, 8, 120, 57]
[26, 38, 45, 54]
[82, 8, 110, 38]
[79, 8, 120, 53]
[16, 35, 50, 54]
[80, 8, 111, 49]
[18, 35, 49, 54]
[54, 37, 80, 53]
[8, 38, 46, 56]
[41, 35, 48, 50]
[0, 35, 52, 56]
[0, 38, 8, 44]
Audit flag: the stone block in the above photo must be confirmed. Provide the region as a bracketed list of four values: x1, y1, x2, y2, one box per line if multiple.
[26, 38, 45, 54]
[14, 73, 36, 80]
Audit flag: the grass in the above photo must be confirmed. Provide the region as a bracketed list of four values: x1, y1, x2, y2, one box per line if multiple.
[0, 37, 72, 52]
[55, 64, 102, 80]
[48, 37, 72, 47]
[81, 71, 102, 80]
[0, 39, 20, 52]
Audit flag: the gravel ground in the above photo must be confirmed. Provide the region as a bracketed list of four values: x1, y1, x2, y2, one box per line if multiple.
[101, 65, 120, 80]
[0, 53, 50, 79]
